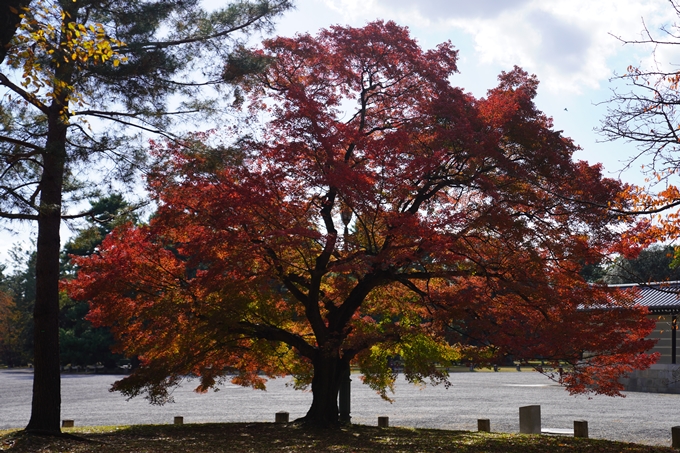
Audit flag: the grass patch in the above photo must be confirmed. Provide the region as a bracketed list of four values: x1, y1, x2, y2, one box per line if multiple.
[0, 422, 674, 452]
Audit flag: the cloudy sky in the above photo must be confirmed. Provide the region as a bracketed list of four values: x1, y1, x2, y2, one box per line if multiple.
[0, 0, 676, 264]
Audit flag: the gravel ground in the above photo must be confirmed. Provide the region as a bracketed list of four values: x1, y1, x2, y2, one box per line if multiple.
[0, 369, 678, 446]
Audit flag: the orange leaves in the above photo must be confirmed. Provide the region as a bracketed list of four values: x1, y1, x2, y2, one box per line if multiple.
[615, 179, 680, 253]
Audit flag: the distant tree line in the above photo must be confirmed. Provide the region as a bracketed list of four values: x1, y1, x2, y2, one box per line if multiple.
[582, 244, 680, 284]
[0, 194, 135, 369]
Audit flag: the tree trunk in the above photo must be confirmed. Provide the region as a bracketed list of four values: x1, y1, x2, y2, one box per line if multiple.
[0, 0, 30, 64]
[302, 355, 349, 426]
[25, 110, 67, 433]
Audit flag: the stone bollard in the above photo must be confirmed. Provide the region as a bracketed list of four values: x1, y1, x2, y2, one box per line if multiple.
[573, 420, 588, 438]
[174, 416, 183, 425]
[62, 420, 74, 428]
[477, 419, 490, 432]
[672, 426, 680, 449]
[378, 416, 389, 428]
[519, 405, 541, 434]
[275, 411, 289, 423]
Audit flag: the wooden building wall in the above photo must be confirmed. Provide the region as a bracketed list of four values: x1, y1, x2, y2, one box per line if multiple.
[646, 314, 678, 364]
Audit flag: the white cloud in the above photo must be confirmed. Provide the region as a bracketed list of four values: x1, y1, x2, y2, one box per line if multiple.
[384, 0, 531, 20]
[322, 0, 676, 94]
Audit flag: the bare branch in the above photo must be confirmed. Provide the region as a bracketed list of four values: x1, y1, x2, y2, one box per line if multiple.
[0, 73, 49, 115]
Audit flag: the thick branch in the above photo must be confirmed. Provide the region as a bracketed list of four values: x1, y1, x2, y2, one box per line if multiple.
[0, 210, 38, 220]
[239, 321, 317, 359]
[0, 134, 45, 153]
[330, 269, 390, 332]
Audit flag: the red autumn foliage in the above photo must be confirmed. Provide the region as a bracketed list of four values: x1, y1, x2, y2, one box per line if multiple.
[66, 21, 657, 426]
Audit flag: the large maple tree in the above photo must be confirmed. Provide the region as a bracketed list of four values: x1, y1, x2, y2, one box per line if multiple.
[67, 21, 657, 426]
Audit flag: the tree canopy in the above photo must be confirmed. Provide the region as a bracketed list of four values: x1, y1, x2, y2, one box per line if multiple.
[68, 21, 657, 427]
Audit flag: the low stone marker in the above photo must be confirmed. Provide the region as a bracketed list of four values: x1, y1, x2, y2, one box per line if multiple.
[672, 426, 680, 449]
[378, 416, 389, 428]
[519, 405, 541, 434]
[573, 420, 588, 438]
[174, 416, 183, 425]
[275, 411, 289, 423]
[62, 420, 74, 428]
[478, 418, 490, 432]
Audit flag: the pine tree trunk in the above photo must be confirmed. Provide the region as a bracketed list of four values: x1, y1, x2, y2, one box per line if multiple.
[25, 110, 66, 433]
[0, 0, 30, 64]
[302, 355, 349, 426]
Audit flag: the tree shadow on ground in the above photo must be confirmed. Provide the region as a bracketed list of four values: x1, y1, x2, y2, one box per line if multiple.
[0, 422, 675, 452]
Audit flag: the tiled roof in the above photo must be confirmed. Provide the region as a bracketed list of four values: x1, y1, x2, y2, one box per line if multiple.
[609, 282, 680, 313]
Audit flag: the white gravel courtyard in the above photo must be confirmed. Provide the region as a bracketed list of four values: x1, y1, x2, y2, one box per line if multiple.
[1, 369, 678, 446]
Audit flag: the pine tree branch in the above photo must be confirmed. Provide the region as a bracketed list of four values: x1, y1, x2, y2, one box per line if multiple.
[75, 108, 199, 118]
[0, 209, 38, 220]
[125, 6, 283, 52]
[0, 134, 45, 153]
[81, 111, 177, 140]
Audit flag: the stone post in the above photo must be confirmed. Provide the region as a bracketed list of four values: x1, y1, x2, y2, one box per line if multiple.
[519, 405, 541, 434]
[478, 419, 490, 432]
[378, 416, 389, 428]
[672, 426, 680, 449]
[275, 411, 289, 423]
[174, 416, 183, 425]
[573, 420, 588, 438]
